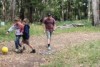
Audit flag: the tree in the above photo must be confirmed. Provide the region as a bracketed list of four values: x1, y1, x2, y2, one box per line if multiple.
[0, 0, 91, 22]
[10, 0, 16, 20]
[1, 0, 6, 21]
[88, 0, 91, 21]
[92, 0, 100, 26]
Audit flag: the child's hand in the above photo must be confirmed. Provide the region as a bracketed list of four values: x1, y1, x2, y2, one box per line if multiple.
[6, 32, 9, 35]
[53, 27, 56, 31]
[44, 30, 46, 33]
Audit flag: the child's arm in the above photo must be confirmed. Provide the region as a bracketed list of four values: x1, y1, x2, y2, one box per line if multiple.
[42, 20, 46, 33]
[7, 25, 16, 33]
[53, 19, 56, 31]
[43, 24, 46, 33]
[42, 18, 46, 33]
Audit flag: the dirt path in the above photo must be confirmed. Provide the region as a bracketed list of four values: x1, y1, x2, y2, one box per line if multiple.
[0, 32, 100, 67]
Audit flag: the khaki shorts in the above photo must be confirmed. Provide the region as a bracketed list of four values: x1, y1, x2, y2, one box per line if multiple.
[46, 31, 53, 39]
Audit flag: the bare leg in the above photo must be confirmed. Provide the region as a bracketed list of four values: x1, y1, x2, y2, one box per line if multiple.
[28, 44, 36, 53]
[47, 31, 52, 47]
[47, 38, 51, 47]
[26, 40, 36, 53]
[28, 44, 34, 50]
[47, 39, 51, 44]
[20, 41, 25, 49]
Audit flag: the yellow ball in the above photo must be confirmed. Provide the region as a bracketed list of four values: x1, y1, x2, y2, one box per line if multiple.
[1, 46, 8, 54]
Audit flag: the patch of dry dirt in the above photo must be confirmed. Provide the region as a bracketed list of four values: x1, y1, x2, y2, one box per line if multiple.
[0, 32, 100, 67]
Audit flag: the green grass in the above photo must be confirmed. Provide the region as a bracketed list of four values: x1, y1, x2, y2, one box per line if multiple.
[0, 23, 15, 42]
[55, 26, 100, 34]
[0, 20, 100, 67]
[30, 24, 44, 35]
[55, 20, 100, 34]
[41, 40, 100, 67]
[0, 20, 100, 41]
[56, 19, 92, 26]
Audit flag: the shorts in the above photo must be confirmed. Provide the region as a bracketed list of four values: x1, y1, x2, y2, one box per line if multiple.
[22, 35, 29, 45]
[46, 31, 53, 39]
[22, 39, 29, 45]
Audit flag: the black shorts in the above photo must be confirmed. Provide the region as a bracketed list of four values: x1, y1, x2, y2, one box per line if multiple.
[22, 35, 29, 40]
[22, 39, 29, 45]
[22, 35, 29, 45]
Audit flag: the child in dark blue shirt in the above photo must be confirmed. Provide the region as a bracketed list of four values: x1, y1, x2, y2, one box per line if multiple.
[21, 18, 36, 53]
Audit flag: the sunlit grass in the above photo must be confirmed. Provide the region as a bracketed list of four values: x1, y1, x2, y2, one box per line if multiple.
[55, 26, 100, 34]
[41, 40, 100, 67]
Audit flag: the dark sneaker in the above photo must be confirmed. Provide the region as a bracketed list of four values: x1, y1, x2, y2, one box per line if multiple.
[23, 46, 26, 50]
[30, 49, 36, 53]
[19, 49, 23, 53]
[48, 44, 50, 47]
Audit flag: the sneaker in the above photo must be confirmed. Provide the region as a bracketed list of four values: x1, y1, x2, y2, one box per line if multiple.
[48, 46, 51, 50]
[19, 47, 22, 50]
[23, 46, 26, 51]
[48, 44, 50, 47]
[15, 49, 19, 52]
[15, 49, 23, 53]
[19, 49, 23, 53]
[30, 49, 36, 53]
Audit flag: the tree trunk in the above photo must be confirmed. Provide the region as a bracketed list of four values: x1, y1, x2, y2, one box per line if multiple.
[1, 0, 6, 21]
[20, 0, 24, 21]
[92, 0, 99, 26]
[88, 0, 91, 21]
[29, 6, 33, 23]
[67, 1, 71, 20]
[61, 0, 64, 21]
[10, 0, 16, 21]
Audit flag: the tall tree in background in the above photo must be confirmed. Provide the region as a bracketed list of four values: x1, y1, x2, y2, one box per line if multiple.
[92, 0, 99, 26]
[0, 0, 90, 22]
[20, 0, 24, 20]
[10, 0, 16, 20]
[88, 0, 91, 21]
[28, 0, 33, 23]
[1, 0, 6, 21]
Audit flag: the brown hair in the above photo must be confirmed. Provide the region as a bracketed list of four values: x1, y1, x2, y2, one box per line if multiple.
[23, 18, 29, 23]
[14, 17, 20, 21]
